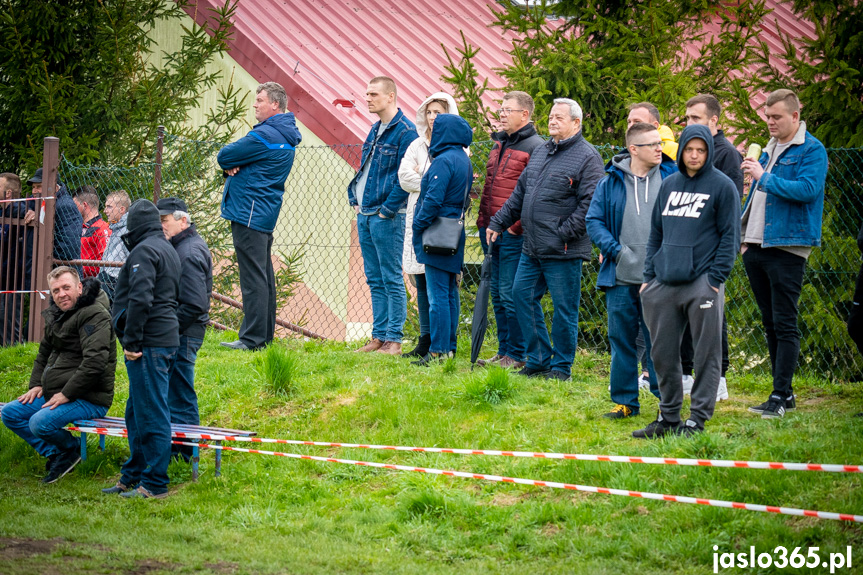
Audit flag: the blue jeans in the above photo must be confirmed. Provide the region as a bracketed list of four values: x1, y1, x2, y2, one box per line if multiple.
[606, 285, 660, 410]
[480, 228, 526, 361]
[425, 265, 459, 354]
[120, 346, 177, 495]
[168, 336, 201, 460]
[1, 395, 108, 458]
[357, 213, 407, 342]
[513, 255, 583, 376]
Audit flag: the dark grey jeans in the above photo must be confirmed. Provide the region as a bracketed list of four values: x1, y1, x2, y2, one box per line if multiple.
[642, 275, 724, 427]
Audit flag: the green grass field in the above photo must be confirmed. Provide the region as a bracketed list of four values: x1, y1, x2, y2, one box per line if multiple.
[1, 333, 862, 574]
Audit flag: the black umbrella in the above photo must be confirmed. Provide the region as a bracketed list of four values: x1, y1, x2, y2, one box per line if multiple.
[470, 253, 493, 368]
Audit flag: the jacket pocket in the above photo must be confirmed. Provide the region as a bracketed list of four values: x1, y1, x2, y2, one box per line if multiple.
[615, 243, 647, 284]
[653, 243, 694, 285]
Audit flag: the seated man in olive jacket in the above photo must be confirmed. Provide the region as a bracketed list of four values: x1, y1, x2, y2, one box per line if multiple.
[1, 266, 115, 484]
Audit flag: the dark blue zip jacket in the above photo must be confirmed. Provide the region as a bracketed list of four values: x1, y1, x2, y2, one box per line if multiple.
[218, 113, 302, 233]
[587, 153, 677, 288]
[643, 124, 741, 288]
[413, 114, 474, 275]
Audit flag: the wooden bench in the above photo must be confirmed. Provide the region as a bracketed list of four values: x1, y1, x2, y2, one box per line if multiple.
[0, 402, 255, 481]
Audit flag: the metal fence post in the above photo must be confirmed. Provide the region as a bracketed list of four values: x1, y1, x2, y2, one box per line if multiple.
[154, 125, 165, 203]
[28, 137, 59, 343]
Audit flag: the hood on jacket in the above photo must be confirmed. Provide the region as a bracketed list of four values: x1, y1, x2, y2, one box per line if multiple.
[429, 114, 473, 158]
[257, 113, 302, 147]
[123, 199, 164, 250]
[676, 124, 715, 178]
[414, 92, 460, 142]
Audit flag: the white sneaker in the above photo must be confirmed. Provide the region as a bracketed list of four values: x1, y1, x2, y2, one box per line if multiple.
[682, 374, 694, 395]
[716, 376, 729, 401]
[637, 374, 650, 390]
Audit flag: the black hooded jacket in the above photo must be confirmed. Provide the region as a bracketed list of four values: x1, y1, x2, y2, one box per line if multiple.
[111, 200, 181, 352]
[643, 124, 741, 288]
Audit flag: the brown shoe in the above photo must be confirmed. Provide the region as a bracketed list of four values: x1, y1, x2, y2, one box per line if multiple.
[377, 341, 402, 355]
[476, 354, 503, 367]
[355, 338, 384, 353]
[499, 356, 525, 369]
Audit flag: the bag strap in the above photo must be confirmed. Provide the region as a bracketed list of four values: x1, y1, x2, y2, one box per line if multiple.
[458, 178, 471, 220]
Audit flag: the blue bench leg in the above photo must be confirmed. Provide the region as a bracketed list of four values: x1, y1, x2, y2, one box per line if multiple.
[192, 444, 199, 482]
[80, 432, 87, 461]
[215, 441, 222, 477]
[99, 434, 105, 451]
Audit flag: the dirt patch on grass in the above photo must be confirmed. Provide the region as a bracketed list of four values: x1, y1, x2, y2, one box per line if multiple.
[0, 537, 238, 575]
[0, 537, 69, 559]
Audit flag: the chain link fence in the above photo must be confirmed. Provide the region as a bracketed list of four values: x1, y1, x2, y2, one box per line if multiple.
[53, 136, 863, 380]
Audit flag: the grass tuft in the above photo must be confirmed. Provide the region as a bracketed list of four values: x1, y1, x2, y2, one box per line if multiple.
[463, 366, 516, 405]
[401, 489, 450, 519]
[262, 344, 298, 397]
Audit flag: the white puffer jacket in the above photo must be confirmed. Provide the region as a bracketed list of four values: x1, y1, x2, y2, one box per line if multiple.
[398, 92, 462, 275]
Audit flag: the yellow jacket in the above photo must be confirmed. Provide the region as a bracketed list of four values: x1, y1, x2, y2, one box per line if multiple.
[658, 124, 678, 159]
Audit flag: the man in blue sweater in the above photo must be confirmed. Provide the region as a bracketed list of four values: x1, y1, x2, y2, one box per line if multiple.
[217, 82, 302, 351]
[635, 124, 740, 438]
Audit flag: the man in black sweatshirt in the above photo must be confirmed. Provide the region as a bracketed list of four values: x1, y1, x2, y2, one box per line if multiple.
[104, 199, 181, 498]
[634, 124, 740, 439]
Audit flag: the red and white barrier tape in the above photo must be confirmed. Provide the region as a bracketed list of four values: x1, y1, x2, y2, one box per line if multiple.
[0, 290, 48, 299]
[171, 440, 863, 523]
[67, 426, 863, 473]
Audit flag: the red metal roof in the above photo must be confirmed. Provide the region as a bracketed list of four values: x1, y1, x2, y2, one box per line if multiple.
[185, 0, 534, 154]
[183, 1, 815, 150]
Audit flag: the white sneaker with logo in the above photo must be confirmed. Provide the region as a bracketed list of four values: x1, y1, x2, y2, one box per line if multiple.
[716, 376, 729, 401]
[682, 374, 694, 395]
[638, 374, 650, 390]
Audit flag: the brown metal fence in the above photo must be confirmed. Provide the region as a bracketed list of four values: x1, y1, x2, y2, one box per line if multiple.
[15, 133, 863, 381]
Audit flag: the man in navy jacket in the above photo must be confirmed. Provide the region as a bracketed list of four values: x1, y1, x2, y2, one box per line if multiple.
[636, 125, 740, 439]
[217, 82, 302, 351]
[741, 89, 828, 419]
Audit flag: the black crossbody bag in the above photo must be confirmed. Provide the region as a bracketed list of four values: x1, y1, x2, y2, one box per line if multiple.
[422, 180, 471, 256]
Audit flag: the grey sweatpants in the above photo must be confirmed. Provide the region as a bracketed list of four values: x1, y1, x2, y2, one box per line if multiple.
[641, 275, 724, 426]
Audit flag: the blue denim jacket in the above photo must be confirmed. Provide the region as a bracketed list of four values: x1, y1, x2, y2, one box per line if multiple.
[347, 109, 418, 218]
[744, 126, 828, 247]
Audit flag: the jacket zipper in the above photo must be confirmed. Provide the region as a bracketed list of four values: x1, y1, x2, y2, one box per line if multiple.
[247, 199, 255, 227]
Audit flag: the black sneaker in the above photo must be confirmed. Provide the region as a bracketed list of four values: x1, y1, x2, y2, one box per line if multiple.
[544, 370, 571, 381]
[675, 419, 704, 437]
[101, 481, 132, 495]
[517, 366, 550, 378]
[42, 449, 81, 484]
[760, 396, 786, 419]
[749, 394, 795, 415]
[603, 404, 639, 419]
[632, 416, 680, 439]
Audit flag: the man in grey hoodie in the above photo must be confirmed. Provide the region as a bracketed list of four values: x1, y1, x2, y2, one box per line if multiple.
[587, 122, 677, 418]
[635, 124, 740, 439]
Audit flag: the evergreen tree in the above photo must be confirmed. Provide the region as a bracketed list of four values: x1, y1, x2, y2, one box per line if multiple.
[0, 0, 243, 171]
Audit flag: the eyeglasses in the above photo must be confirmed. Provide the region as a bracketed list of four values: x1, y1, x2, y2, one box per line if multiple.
[632, 141, 663, 150]
[497, 108, 525, 116]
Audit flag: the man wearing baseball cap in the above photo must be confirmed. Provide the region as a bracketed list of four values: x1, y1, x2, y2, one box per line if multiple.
[157, 197, 212, 462]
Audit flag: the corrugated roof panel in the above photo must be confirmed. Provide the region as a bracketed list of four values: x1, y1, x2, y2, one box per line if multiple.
[183, 0, 816, 146]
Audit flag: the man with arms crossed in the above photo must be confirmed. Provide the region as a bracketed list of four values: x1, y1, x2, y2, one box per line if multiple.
[218, 82, 302, 351]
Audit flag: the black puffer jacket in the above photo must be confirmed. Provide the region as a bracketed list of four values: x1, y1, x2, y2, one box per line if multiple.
[489, 130, 605, 260]
[111, 200, 181, 352]
[171, 224, 213, 340]
[29, 278, 115, 408]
